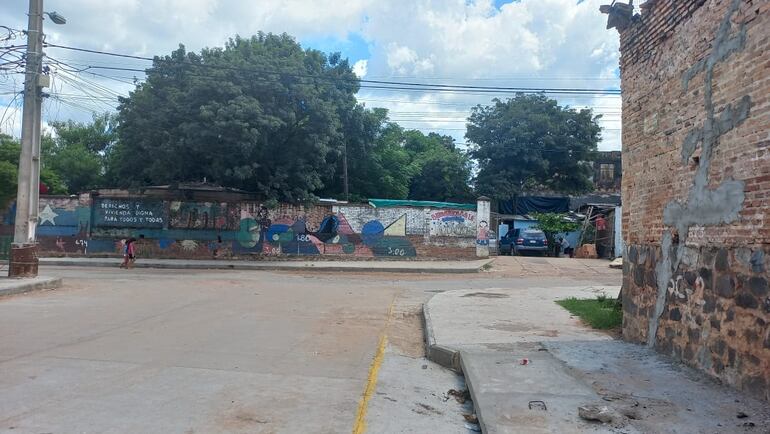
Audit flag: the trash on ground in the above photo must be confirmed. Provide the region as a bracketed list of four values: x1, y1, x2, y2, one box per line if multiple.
[447, 388, 470, 404]
[464, 422, 481, 432]
[528, 400, 547, 411]
[520, 358, 529, 365]
[578, 404, 617, 424]
[463, 413, 478, 423]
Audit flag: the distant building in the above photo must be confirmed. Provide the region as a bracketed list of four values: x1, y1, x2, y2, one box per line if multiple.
[592, 151, 621, 193]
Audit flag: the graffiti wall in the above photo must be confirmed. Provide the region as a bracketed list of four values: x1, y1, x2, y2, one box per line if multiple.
[2, 194, 478, 259]
[429, 210, 476, 237]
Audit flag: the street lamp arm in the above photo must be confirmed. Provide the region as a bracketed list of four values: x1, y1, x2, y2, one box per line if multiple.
[44, 11, 66, 25]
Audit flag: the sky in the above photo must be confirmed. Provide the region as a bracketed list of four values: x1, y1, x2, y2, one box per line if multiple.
[0, 0, 622, 150]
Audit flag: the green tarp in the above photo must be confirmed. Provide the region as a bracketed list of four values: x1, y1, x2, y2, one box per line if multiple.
[368, 199, 476, 211]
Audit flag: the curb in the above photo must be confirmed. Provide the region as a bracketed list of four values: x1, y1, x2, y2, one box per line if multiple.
[0, 277, 63, 297]
[421, 297, 486, 432]
[41, 258, 494, 274]
[422, 303, 462, 371]
[459, 350, 491, 434]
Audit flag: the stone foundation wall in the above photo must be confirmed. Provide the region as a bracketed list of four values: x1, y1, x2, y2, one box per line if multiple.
[618, 0, 770, 400]
[623, 244, 770, 399]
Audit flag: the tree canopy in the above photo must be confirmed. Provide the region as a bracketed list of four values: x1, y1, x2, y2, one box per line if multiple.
[2, 35, 611, 208]
[46, 113, 116, 194]
[467, 94, 600, 199]
[111, 33, 360, 203]
[316, 109, 473, 202]
[0, 133, 67, 208]
[108, 33, 476, 204]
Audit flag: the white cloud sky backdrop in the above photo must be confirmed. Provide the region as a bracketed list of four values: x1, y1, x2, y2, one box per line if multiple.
[0, 0, 621, 150]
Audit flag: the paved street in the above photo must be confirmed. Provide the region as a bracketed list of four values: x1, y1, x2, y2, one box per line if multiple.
[0, 258, 620, 433]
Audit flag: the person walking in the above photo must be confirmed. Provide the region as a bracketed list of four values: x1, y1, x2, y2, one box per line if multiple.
[560, 237, 573, 258]
[120, 237, 137, 269]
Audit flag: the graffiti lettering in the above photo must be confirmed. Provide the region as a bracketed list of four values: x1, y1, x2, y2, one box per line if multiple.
[94, 199, 165, 228]
[19, 198, 479, 259]
[430, 210, 477, 237]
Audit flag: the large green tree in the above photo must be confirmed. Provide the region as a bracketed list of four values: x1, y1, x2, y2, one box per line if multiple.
[0, 134, 66, 208]
[110, 33, 360, 203]
[318, 110, 473, 203]
[317, 106, 415, 201]
[403, 131, 473, 202]
[46, 113, 116, 193]
[467, 94, 600, 199]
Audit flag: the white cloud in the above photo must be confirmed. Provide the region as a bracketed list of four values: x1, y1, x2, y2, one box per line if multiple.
[0, 0, 621, 149]
[352, 59, 368, 78]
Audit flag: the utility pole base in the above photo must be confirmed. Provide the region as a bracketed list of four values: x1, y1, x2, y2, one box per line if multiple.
[8, 244, 39, 278]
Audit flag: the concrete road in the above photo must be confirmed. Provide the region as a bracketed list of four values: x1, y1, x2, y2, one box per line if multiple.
[0, 257, 620, 433]
[0, 266, 473, 433]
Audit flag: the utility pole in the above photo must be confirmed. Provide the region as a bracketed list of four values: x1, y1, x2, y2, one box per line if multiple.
[9, 0, 45, 277]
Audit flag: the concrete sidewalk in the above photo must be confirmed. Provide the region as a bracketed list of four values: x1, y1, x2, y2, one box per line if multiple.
[0, 275, 62, 297]
[41, 256, 494, 274]
[423, 285, 770, 433]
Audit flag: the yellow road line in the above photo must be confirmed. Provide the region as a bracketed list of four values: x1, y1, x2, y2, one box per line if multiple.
[352, 297, 396, 434]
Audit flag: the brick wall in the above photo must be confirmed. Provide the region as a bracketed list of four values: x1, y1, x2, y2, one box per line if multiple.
[620, 0, 769, 400]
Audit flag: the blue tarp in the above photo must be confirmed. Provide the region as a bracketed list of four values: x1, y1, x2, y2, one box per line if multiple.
[498, 196, 570, 215]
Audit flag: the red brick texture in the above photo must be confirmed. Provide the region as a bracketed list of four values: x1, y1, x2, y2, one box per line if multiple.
[620, 0, 769, 400]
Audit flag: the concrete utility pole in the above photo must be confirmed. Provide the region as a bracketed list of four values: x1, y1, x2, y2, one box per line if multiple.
[9, 0, 64, 277]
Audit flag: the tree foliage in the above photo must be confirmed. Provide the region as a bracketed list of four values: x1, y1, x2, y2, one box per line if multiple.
[532, 212, 580, 255]
[403, 131, 473, 202]
[109, 33, 474, 204]
[0, 136, 17, 207]
[46, 113, 116, 193]
[318, 111, 473, 202]
[532, 212, 580, 235]
[0, 134, 67, 208]
[111, 33, 360, 203]
[467, 94, 600, 199]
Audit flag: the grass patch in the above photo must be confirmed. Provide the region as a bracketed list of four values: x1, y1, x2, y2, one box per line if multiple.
[556, 295, 622, 330]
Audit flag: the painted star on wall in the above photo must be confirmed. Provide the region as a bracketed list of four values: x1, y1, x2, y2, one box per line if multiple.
[39, 205, 59, 225]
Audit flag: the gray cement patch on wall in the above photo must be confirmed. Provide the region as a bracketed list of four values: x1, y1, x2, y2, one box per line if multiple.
[651, 0, 750, 347]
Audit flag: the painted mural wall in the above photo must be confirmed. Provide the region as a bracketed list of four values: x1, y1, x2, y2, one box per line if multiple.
[1, 194, 477, 259]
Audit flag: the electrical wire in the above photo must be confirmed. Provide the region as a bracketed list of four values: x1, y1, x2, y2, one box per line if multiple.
[0, 91, 22, 134]
[44, 43, 621, 96]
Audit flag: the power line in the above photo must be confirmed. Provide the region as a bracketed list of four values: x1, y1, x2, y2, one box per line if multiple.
[0, 91, 22, 132]
[49, 61, 621, 99]
[44, 43, 621, 96]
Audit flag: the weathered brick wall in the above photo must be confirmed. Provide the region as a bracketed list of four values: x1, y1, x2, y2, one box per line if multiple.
[1, 195, 477, 259]
[620, 0, 769, 400]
